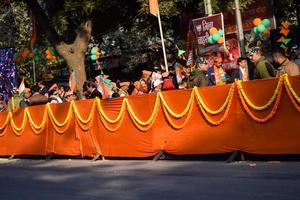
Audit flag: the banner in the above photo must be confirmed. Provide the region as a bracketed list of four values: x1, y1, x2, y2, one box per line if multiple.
[224, 0, 276, 34]
[192, 13, 224, 54]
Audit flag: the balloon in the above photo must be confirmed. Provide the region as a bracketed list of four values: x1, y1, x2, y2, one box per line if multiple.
[34, 56, 39, 61]
[263, 28, 270, 35]
[262, 19, 271, 28]
[51, 56, 56, 60]
[218, 30, 224, 36]
[209, 27, 218, 35]
[253, 27, 258, 34]
[29, 52, 34, 58]
[212, 32, 221, 42]
[46, 54, 52, 60]
[91, 47, 98, 55]
[257, 24, 266, 33]
[217, 37, 224, 44]
[253, 18, 262, 26]
[91, 54, 97, 60]
[208, 36, 214, 44]
[45, 49, 51, 55]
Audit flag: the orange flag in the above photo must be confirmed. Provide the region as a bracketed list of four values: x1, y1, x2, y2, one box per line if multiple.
[69, 71, 77, 93]
[280, 28, 289, 37]
[149, 0, 159, 16]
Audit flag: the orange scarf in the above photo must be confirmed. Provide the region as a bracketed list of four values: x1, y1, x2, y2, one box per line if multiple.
[214, 66, 226, 85]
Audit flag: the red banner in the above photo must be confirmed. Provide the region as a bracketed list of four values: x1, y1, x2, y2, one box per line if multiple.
[192, 13, 224, 54]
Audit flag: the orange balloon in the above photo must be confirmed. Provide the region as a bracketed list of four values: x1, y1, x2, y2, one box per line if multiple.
[45, 49, 51, 55]
[46, 55, 52, 60]
[209, 27, 218, 35]
[253, 18, 262, 26]
[217, 37, 224, 44]
[52, 56, 56, 60]
[263, 28, 270, 35]
[29, 52, 34, 58]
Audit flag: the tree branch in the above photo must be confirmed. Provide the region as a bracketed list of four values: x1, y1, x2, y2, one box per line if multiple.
[24, 0, 61, 46]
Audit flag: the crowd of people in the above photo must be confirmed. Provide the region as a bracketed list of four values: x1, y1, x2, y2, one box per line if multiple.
[0, 46, 299, 112]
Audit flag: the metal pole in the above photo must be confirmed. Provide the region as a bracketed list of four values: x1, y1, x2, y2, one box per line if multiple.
[234, 0, 245, 56]
[204, 0, 208, 15]
[157, 11, 169, 72]
[33, 60, 36, 84]
[207, 0, 213, 16]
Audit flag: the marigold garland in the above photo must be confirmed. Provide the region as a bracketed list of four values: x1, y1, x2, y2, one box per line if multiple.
[0, 75, 299, 134]
[197, 84, 235, 125]
[237, 79, 283, 122]
[125, 95, 160, 127]
[237, 76, 283, 110]
[284, 80, 300, 112]
[194, 84, 234, 115]
[26, 108, 48, 134]
[162, 97, 195, 130]
[9, 110, 27, 135]
[158, 90, 194, 119]
[284, 74, 300, 104]
[96, 98, 125, 124]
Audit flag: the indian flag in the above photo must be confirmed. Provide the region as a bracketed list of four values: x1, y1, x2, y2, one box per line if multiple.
[17, 78, 25, 96]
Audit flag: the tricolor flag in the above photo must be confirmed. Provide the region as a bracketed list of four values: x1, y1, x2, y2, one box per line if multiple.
[69, 71, 77, 93]
[95, 75, 113, 99]
[17, 78, 25, 96]
[149, 0, 159, 16]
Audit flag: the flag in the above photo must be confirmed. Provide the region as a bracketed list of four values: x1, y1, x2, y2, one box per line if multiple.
[17, 78, 25, 96]
[149, 0, 159, 16]
[186, 50, 193, 66]
[95, 75, 113, 99]
[69, 71, 77, 93]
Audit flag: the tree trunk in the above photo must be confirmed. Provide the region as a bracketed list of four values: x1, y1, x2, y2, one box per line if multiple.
[56, 21, 92, 94]
[24, 0, 92, 94]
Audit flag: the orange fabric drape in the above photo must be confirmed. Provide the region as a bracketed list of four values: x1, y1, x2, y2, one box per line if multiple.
[0, 75, 299, 157]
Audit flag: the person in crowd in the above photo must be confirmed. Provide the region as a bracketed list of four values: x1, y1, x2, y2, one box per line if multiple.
[111, 87, 120, 98]
[179, 77, 188, 89]
[150, 79, 162, 93]
[37, 80, 49, 98]
[0, 93, 8, 112]
[224, 39, 240, 70]
[188, 57, 209, 88]
[229, 57, 249, 82]
[273, 49, 300, 76]
[86, 81, 102, 99]
[207, 57, 229, 86]
[48, 89, 63, 103]
[162, 71, 176, 91]
[58, 85, 66, 101]
[19, 88, 31, 107]
[249, 47, 276, 79]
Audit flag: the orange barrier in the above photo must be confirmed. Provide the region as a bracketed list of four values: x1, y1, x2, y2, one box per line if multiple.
[0, 74, 300, 157]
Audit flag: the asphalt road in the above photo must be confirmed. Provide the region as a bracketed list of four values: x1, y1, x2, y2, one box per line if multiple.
[0, 159, 299, 200]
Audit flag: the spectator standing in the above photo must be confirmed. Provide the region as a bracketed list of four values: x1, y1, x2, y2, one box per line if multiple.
[230, 57, 249, 82]
[19, 88, 31, 107]
[273, 49, 300, 76]
[87, 82, 102, 99]
[207, 57, 229, 86]
[249, 47, 276, 79]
